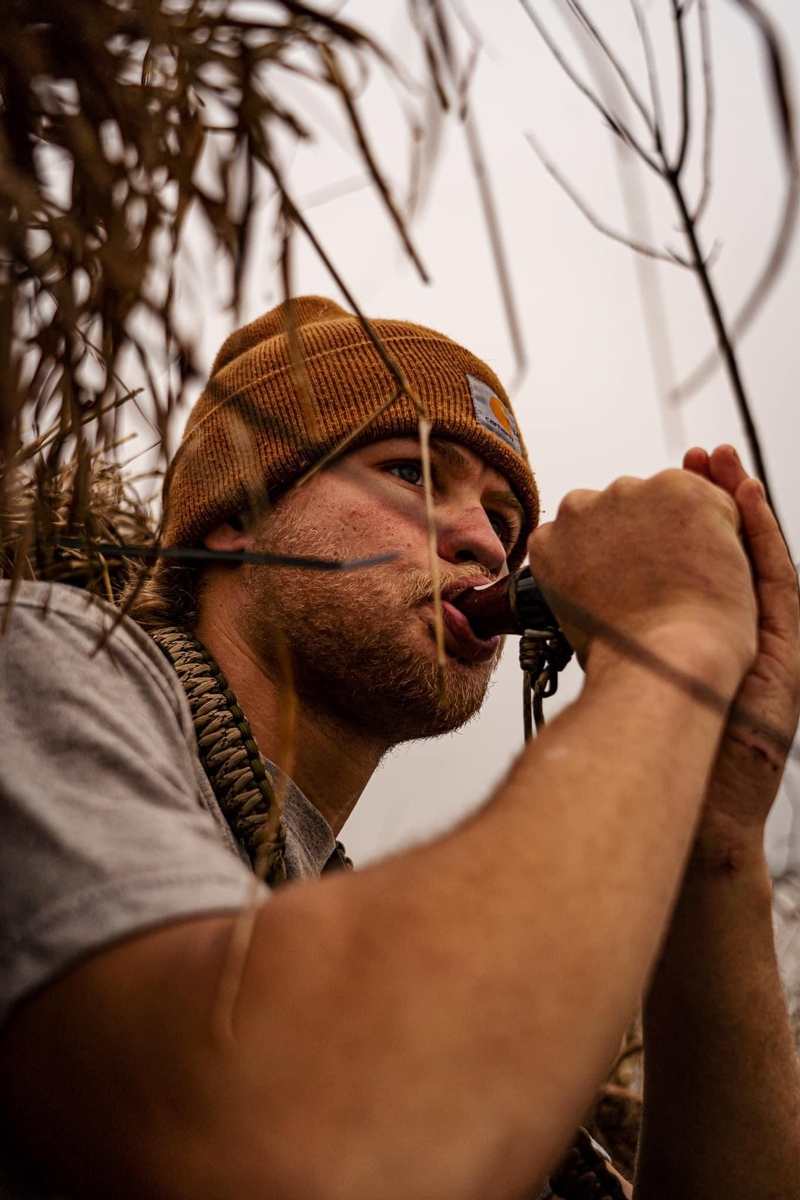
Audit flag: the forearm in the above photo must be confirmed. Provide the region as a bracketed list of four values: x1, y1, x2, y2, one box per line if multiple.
[635, 843, 800, 1199]
[3, 640, 737, 1200]
[154, 640, 736, 1199]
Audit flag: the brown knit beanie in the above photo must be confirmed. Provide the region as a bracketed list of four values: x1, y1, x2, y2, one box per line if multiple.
[163, 296, 538, 567]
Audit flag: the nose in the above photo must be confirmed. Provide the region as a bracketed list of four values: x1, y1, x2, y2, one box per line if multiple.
[436, 504, 507, 577]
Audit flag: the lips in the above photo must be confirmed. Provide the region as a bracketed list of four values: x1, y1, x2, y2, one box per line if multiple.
[419, 577, 500, 664]
[440, 599, 500, 663]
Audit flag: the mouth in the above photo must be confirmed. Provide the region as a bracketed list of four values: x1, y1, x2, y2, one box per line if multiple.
[423, 577, 501, 665]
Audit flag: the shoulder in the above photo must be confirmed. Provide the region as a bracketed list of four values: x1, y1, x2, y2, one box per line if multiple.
[0, 581, 260, 1031]
[0, 580, 194, 736]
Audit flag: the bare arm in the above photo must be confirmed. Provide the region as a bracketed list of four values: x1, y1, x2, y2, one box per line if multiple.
[634, 448, 800, 1199]
[636, 848, 800, 1199]
[0, 471, 756, 1200]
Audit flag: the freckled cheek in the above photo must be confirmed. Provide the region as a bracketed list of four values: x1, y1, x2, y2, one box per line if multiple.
[339, 495, 427, 555]
[340, 508, 409, 555]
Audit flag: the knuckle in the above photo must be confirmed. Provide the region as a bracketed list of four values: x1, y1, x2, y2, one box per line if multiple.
[651, 468, 702, 500]
[527, 520, 552, 554]
[557, 488, 596, 517]
[653, 467, 739, 522]
[716, 486, 739, 519]
[606, 475, 641, 498]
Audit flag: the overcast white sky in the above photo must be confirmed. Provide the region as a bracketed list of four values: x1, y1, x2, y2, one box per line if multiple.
[166, 0, 800, 870]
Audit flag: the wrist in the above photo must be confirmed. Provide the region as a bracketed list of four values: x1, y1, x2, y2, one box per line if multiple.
[683, 817, 769, 881]
[644, 841, 774, 1017]
[584, 622, 748, 704]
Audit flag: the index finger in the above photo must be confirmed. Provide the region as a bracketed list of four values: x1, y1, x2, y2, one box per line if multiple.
[735, 476, 799, 642]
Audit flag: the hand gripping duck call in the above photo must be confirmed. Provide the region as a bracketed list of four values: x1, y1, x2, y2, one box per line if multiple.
[451, 568, 574, 741]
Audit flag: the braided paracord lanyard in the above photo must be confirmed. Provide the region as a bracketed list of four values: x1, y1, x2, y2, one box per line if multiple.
[519, 627, 574, 742]
[150, 625, 353, 882]
[149, 625, 289, 886]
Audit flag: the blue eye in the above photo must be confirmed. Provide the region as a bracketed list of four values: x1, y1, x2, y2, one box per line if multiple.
[489, 514, 513, 549]
[389, 463, 424, 486]
[489, 513, 521, 553]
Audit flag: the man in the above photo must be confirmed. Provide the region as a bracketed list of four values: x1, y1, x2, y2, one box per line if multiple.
[0, 295, 799, 1199]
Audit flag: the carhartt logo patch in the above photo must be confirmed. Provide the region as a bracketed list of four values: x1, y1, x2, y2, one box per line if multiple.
[467, 374, 521, 454]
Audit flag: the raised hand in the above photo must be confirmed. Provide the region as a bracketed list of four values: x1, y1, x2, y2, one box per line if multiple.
[527, 467, 758, 698]
[683, 445, 800, 862]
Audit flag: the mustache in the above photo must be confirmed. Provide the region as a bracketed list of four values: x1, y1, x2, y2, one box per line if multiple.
[400, 564, 494, 607]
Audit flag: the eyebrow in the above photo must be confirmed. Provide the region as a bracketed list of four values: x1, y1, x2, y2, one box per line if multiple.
[429, 438, 470, 476]
[429, 438, 526, 524]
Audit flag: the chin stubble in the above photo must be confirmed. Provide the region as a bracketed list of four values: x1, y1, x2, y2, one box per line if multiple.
[241, 514, 500, 743]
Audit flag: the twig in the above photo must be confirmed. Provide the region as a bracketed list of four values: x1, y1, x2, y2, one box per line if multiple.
[629, 0, 667, 148]
[419, 416, 447, 700]
[55, 538, 400, 572]
[567, 0, 656, 138]
[417, 1, 526, 386]
[285, 389, 404, 494]
[542, 581, 798, 763]
[525, 131, 687, 265]
[16, 392, 141, 463]
[671, 0, 692, 174]
[322, 44, 430, 285]
[518, 0, 662, 174]
[692, 0, 715, 222]
[271, 171, 418, 408]
[666, 167, 779, 518]
[279, 219, 320, 440]
[567, 1, 686, 456]
[672, 0, 799, 400]
[524, 0, 786, 532]
[463, 103, 528, 386]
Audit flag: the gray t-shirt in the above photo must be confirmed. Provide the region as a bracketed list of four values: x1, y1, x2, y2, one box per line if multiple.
[0, 580, 339, 1197]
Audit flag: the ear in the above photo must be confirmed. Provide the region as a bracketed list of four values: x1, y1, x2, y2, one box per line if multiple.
[203, 514, 250, 552]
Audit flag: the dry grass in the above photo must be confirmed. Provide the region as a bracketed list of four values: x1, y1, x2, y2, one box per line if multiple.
[2, 1, 800, 1183]
[1, 0, 438, 572]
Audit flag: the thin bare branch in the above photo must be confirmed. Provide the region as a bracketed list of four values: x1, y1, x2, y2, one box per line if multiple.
[321, 44, 431, 284]
[730, 0, 795, 161]
[279, 219, 320, 440]
[55, 538, 400, 572]
[519, 0, 662, 174]
[667, 169, 781, 521]
[269, 173, 419, 409]
[525, 131, 687, 266]
[581, 23, 688, 456]
[543, 579, 799, 763]
[298, 173, 371, 209]
[529, 0, 783, 521]
[693, 0, 715, 222]
[629, 0, 667, 150]
[464, 104, 527, 386]
[285, 388, 404, 494]
[419, 416, 446, 699]
[413, 1, 527, 386]
[671, 0, 692, 174]
[673, 0, 799, 400]
[566, 0, 656, 138]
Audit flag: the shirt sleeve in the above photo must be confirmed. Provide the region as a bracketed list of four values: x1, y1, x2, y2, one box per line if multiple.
[0, 582, 263, 1030]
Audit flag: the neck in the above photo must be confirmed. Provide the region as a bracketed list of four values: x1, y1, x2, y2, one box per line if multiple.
[195, 608, 386, 836]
